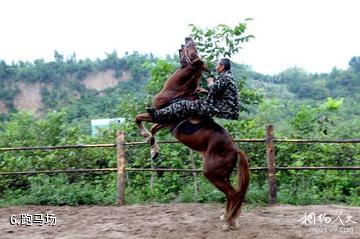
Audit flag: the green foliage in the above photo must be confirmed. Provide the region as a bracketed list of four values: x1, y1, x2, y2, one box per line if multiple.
[145, 59, 178, 95]
[189, 20, 254, 68]
[320, 97, 343, 111]
[349, 56, 360, 72]
[0, 174, 117, 206]
[269, 57, 360, 101]
[189, 22, 261, 113]
[0, 91, 359, 207]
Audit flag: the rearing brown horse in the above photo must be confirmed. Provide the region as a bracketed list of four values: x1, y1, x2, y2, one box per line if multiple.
[135, 37, 249, 229]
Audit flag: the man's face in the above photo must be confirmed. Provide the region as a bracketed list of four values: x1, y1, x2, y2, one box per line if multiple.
[216, 61, 225, 73]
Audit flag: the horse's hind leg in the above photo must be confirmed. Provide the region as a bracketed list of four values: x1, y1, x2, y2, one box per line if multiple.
[205, 174, 237, 229]
[204, 163, 236, 229]
[203, 154, 238, 230]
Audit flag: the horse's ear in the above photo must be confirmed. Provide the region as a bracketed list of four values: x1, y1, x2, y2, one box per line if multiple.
[185, 37, 192, 42]
[179, 45, 185, 58]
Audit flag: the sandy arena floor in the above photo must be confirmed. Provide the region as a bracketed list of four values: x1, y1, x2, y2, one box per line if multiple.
[0, 203, 359, 239]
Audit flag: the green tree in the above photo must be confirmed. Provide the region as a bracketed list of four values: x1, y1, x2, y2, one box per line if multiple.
[54, 50, 64, 63]
[189, 20, 254, 69]
[0, 60, 12, 80]
[145, 59, 178, 95]
[349, 56, 360, 72]
[277, 67, 308, 93]
[147, 22, 260, 112]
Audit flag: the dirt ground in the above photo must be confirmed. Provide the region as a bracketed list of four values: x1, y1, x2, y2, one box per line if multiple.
[0, 203, 359, 239]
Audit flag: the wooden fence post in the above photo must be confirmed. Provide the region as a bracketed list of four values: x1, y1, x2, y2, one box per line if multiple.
[150, 156, 154, 193]
[117, 131, 126, 206]
[266, 125, 277, 205]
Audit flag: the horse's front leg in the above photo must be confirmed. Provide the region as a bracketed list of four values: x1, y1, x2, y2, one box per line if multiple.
[135, 113, 166, 159]
[135, 113, 153, 139]
[149, 123, 168, 160]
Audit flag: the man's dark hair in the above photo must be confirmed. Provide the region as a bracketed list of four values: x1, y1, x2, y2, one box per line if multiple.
[219, 58, 231, 71]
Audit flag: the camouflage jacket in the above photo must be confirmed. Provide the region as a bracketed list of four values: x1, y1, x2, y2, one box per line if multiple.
[205, 70, 240, 120]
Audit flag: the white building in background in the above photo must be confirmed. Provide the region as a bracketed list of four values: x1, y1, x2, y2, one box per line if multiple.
[91, 118, 125, 136]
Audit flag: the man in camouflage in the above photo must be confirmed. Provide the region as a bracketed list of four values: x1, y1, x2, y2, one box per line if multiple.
[147, 58, 240, 123]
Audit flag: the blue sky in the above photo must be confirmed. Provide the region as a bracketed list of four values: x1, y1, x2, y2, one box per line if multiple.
[1, 0, 359, 74]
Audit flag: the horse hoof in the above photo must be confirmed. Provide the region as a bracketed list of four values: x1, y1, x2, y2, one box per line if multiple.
[220, 214, 225, 221]
[147, 136, 155, 146]
[151, 151, 159, 160]
[222, 223, 231, 231]
[222, 221, 239, 231]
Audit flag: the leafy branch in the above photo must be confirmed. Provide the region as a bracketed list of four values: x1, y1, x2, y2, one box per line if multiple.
[189, 20, 254, 70]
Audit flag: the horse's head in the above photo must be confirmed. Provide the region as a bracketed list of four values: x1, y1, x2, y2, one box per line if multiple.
[152, 37, 205, 108]
[179, 37, 203, 67]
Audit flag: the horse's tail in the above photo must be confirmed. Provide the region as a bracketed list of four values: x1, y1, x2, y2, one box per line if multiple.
[228, 150, 250, 221]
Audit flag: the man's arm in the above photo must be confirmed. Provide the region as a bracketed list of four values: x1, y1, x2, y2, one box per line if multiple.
[206, 76, 227, 97]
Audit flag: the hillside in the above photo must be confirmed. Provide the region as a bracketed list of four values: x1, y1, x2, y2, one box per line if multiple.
[0, 51, 153, 121]
[0, 70, 132, 116]
[1, 52, 359, 135]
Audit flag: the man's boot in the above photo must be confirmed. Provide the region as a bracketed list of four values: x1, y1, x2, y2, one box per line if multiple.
[146, 107, 167, 124]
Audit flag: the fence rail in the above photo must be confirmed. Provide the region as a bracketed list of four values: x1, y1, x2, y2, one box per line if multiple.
[1, 139, 358, 152]
[0, 144, 116, 152]
[1, 166, 360, 176]
[0, 125, 359, 205]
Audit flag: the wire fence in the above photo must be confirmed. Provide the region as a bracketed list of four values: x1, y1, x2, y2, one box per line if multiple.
[0, 125, 359, 205]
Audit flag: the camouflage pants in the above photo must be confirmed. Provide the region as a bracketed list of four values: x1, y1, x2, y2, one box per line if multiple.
[154, 99, 213, 122]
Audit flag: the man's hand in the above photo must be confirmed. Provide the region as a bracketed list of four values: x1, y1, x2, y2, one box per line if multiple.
[195, 87, 208, 94]
[206, 77, 214, 86]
